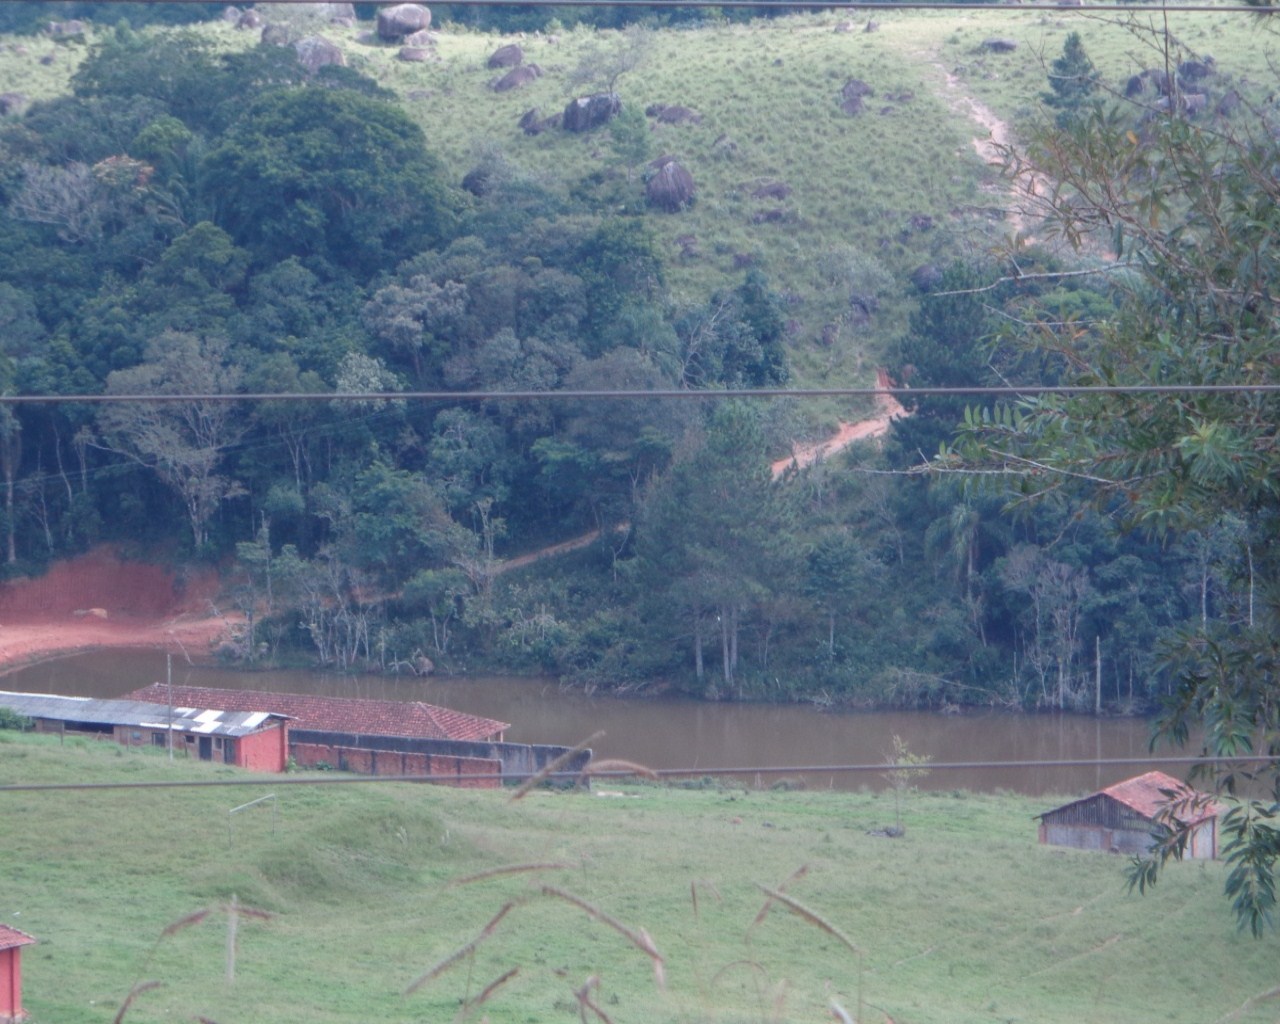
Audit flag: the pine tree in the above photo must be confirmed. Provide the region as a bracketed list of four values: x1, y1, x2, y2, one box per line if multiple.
[1042, 32, 1099, 127]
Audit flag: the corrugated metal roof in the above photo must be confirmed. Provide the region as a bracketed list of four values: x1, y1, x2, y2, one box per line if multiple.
[0, 924, 36, 951]
[0, 690, 288, 738]
[1039, 770, 1220, 826]
[124, 684, 510, 743]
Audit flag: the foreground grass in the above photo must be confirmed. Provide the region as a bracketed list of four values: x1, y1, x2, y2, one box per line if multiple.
[1, 730, 1276, 1023]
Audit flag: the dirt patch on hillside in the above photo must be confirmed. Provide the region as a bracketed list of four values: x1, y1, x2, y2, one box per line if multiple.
[771, 369, 908, 478]
[0, 548, 238, 675]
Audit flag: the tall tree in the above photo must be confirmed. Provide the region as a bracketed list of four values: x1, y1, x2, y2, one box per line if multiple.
[635, 403, 794, 696]
[96, 331, 245, 551]
[201, 87, 455, 276]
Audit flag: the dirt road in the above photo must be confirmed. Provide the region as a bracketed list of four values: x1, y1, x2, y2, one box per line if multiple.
[0, 548, 236, 674]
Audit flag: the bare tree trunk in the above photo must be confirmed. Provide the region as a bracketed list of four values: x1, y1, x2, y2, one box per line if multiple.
[693, 613, 704, 681]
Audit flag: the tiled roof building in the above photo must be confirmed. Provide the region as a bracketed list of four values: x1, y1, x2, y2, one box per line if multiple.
[125, 683, 508, 743]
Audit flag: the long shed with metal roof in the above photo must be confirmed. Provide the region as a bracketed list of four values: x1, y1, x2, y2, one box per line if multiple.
[1036, 770, 1219, 858]
[122, 683, 585, 788]
[0, 690, 290, 772]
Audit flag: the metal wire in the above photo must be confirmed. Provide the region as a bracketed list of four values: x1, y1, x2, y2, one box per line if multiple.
[1, 0, 1272, 10]
[2, 753, 1277, 792]
[1, 383, 1279, 405]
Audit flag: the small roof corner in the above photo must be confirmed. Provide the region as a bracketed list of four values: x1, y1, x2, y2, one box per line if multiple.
[0, 924, 36, 951]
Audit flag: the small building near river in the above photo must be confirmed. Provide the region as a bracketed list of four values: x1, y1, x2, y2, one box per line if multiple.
[1037, 770, 1219, 858]
[0, 690, 290, 772]
[0, 926, 36, 1023]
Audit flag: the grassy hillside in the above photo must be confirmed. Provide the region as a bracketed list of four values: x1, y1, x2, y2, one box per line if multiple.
[2, 730, 1276, 1023]
[2, 5, 1271, 415]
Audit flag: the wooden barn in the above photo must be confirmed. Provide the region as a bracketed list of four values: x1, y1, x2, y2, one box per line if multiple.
[0, 925, 35, 1024]
[1037, 771, 1219, 858]
[0, 690, 291, 772]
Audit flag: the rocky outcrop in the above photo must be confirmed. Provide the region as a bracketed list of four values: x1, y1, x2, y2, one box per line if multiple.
[563, 92, 621, 132]
[493, 65, 541, 91]
[377, 3, 431, 41]
[519, 108, 561, 134]
[646, 157, 695, 213]
[488, 43, 523, 68]
[840, 78, 874, 116]
[294, 36, 346, 73]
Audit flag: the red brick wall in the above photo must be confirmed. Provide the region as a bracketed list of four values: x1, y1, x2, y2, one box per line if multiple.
[0, 946, 22, 1021]
[237, 723, 288, 773]
[291, 741, 500, 788]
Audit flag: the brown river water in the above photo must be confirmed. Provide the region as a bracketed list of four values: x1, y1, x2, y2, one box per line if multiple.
[3, 649, 1201, 798]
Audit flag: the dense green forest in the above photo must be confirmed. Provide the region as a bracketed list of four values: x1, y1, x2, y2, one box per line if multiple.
[0, 4, 1270, 719]
[1, 0, 1278, 932]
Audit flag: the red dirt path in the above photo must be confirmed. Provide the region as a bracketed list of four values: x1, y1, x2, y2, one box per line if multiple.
[0, 548, 237, 675]
[770, 369, 908, 479]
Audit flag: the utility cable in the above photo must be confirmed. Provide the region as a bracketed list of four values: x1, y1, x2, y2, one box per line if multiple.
[2, 383, 1280, 405]
[3, 753, 1278, 792]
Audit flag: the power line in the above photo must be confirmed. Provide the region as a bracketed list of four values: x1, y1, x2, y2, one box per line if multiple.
[2, 754, 1276, 792]
[0, 0, 1271, 10]
[2, 383, 1280, 405]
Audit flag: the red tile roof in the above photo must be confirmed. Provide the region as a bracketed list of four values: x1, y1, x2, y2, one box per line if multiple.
[0, 925, 35, 951]
[123, 684, 508, 743]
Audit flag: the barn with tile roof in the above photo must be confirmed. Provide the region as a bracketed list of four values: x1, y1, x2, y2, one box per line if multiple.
[1037, 771, 1219, 858]
[121, 684, 584, 788]
[0, 924, 35, 1023]
[124, 684, 508, 742]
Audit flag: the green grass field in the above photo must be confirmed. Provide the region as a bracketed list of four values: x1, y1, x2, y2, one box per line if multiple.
[1, 730, 1275, 1023]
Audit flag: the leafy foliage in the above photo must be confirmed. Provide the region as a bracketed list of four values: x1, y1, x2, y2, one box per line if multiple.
[946, 31, 1280, 931]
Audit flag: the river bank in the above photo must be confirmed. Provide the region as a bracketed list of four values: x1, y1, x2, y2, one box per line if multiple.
[0, 547, 237, 676]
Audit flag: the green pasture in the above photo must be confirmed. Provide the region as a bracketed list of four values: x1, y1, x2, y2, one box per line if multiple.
[1, 731, 1275, 1023]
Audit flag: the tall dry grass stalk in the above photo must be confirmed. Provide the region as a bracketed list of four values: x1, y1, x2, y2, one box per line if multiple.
[453, 966, 519, 1023]
[508, 732, 604, 801]
[404, 901, 520, 996]
[448, 861, 574, 887]
[574, 974, 616, 1024]
[115, 899, 271, 1021]
[578, 758, 661, 782]
[753, 885, 860, 959]
[540, 885, 666, 990]
[749, 865, 809, 934]
[112, 980, 163, 1024]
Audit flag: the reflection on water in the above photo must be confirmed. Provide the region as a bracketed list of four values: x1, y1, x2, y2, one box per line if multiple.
[3, 650, 1196, 797]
